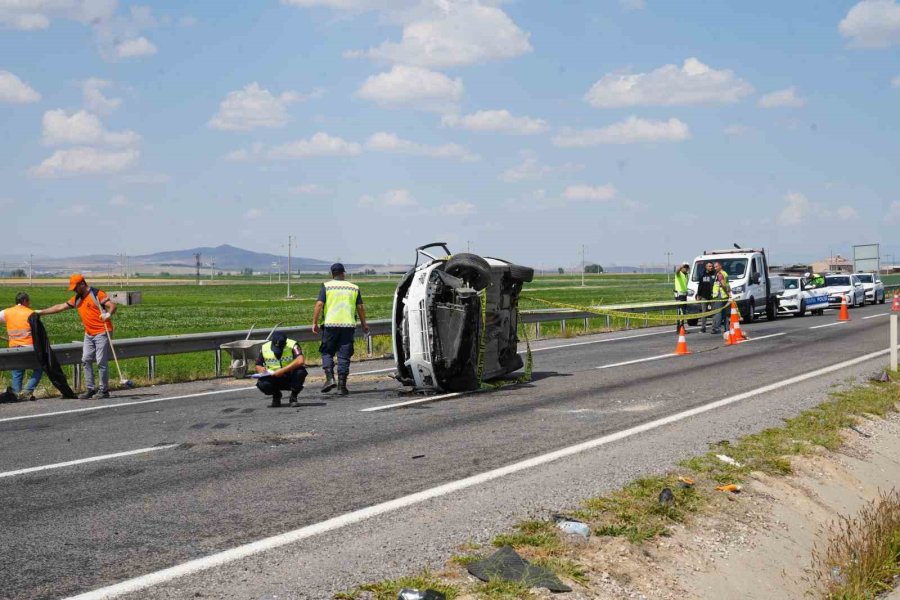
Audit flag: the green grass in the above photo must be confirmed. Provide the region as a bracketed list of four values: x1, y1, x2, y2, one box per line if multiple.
[471, 578, 535, 599]
[334, 571, 460, 600]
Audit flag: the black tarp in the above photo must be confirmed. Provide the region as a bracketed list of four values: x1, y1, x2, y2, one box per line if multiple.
[466, 546, 572, 593]
[28, 313, 77, 399]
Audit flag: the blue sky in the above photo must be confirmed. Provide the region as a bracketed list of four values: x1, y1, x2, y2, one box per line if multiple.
[1, 0, 899, 269]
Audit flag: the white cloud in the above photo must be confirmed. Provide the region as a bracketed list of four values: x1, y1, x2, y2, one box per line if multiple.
[437, 201, 476, 216]
[177, 15, 197, 27]
[224, 142, 265, 161]
[268, 133, 363, 159]
[887, 201, 900, 223]
[499, 151, 582, 183]
[0, 0, 117, 31]
[776, 192, 860, 226]
[209, 83, 311, 131]
[42, 109, 141, 147]
[758, 86, 806, 108]
[441, 110, 549, 135]
[31, 147, 140, 178]
[82, 78, 122, 115]
[563, 184, 617, 202]
[245, 208, 262, 219]
[119, 172, 170, 184]
[349, 1, 531, 68]
[365, 132, 478, 161]
[109, 194, 129, 207]
[356, 65, 463, 112]
[839, 0, 900, 48]
[359, 188, 418, 208]
[115, 36, 157, 58]
[892, 75, 900, 87]
[620, 0, 646, 9]
[584, 58, 753, 108]
[553, 116, 690, 146]
[0, 70, 41, 103]
[63, 204, 89, 216]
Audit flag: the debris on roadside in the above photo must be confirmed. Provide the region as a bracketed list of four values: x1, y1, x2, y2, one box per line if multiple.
[715, 454, 742, 467]
[552, 514, 591, 538]
[658, 487, 675, 507]
[397, 589, 446, 600]
[466, 545, 572, 592]
[714, 484, 742, 493]
[677, 476, 695, 488]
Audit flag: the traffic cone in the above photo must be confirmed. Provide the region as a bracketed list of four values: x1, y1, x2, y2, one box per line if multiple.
[730, 300, 747, 342]
[723, 327, 736, 346]
[838, 295, 851, 322]
[892, 291, 900, 313]
[675, 326, 691, 355]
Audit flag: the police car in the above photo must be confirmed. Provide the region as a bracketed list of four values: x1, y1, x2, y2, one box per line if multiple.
[775, 275, 828, 317]
[391, 243, 534, 392]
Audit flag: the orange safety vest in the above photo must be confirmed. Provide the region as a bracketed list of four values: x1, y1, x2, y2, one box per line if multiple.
[4, 304, 34, 347]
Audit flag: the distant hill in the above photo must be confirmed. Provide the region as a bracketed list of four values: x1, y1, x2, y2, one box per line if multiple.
[135, 244, 332, 271]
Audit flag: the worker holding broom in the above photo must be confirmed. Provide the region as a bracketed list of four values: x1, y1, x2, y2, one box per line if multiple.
[38, 274, 117, 399]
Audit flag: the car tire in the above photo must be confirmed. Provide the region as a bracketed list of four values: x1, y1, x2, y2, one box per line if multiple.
[508, 264, 535, 283]
[766, 298, 776, 321]
[798, 299, 806, 317]
[742, 299, 756, 323]
[880, 292, 886, 305]
[444, 253, 492, 290]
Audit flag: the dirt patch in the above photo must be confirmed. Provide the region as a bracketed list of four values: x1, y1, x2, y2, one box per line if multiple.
[533, 414, 900, 600]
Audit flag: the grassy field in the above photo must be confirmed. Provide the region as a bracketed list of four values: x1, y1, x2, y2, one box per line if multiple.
[2, 273, 899, 393]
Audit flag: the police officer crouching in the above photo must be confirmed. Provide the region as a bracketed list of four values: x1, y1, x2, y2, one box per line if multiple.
[255, 332, 307, 407]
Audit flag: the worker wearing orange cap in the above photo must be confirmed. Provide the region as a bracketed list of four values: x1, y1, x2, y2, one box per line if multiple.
[38, 274, 117, 399]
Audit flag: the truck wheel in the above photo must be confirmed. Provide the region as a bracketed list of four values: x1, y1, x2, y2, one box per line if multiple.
[741, 299, 756, 323]
[797, 299, 806, 317]
[445, 253, 492, 290]
[766, 298, 776, 321]
[880, 292, 886, 304]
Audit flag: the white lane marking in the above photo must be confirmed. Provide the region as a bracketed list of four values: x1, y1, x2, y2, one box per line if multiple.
[527, 328, 685, 353]
[810, 322, 848, 330]
[65, 345, 897, 600]
[0, 444, 179, 479]
[740, 332, 786, 343]
[354, 367, 395, 375]
[360, 392, 465, 413]
[863, 313, 891, 320]
[0, 388, 256, 425]
[596, 354, 674, 370]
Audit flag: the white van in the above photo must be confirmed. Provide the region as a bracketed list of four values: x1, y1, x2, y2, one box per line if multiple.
[687, 248, 781, 322]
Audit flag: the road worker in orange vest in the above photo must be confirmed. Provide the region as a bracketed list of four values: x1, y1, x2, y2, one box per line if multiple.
[38, 274, 117, 399]
[0, 292, 43, 401]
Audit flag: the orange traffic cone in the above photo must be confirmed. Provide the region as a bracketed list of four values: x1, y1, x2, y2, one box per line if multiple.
[730, 300, 747, 341]
[838, 295, 851, 322]
[892, 291, 900, 313]
[723, 327, 736, 346]
[675, 326, 691, 355]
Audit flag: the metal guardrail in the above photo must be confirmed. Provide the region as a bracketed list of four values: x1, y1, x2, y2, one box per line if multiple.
[2, 285, 897, 380]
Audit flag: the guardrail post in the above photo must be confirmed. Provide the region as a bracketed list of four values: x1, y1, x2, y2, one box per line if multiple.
[606, 315, 611, 330]
[560, 320, 566, 335]
[366, 334, 373, 357]
[73, 363, 81, 390]
[147, 355, 156, 380]
[214, 350, 222, 377]
[583, 317, 589, 331]
[535, 323, 541, 339]
[625, 317, 630, 329]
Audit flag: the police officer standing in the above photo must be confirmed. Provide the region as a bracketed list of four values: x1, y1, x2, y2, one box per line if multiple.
[254, 331, 307, 408]
[673, 262, 690, 332]
[311, 263, 368, 396]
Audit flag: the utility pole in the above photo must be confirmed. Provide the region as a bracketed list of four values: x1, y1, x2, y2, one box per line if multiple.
[29, 254, 33, 286]
[210, 259, 215, 280]
[665, 251, 673, 284]
[286, 235, 295, 298]
[467, 240, 471, 253]
[581, 244, 585, 287]
[194, 253, 201, 285]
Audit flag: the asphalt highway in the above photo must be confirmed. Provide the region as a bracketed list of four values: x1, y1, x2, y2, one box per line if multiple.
[1, 303, 897, 599]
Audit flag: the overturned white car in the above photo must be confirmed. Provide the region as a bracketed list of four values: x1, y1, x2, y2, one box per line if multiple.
[392, 243, 534, 392]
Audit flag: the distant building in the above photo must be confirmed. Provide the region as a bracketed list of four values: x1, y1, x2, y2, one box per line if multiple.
[812, 255, 853, 274]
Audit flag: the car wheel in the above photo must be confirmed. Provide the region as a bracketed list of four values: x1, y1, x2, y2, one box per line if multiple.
[798, 299, 806, 317]
[508, 264, 535, 283]
[444, 253, 492, 290]
[880, 292, 886, 305]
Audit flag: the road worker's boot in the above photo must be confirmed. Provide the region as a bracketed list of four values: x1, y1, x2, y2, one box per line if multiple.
[338, 374, 349, 396]
[321, 369, 336, 393]
[269, 390, 282, 408]
[289, 389, 301, 408]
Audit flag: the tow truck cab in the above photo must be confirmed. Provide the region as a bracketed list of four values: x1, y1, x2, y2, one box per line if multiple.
[687, 248, 780, 322]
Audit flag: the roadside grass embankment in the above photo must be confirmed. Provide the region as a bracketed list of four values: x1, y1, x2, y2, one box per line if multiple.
[337, 377, 900, 600]
[0, 275, 675, 394]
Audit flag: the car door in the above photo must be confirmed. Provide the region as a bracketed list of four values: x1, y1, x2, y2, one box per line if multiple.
[749, 255, 765, 307]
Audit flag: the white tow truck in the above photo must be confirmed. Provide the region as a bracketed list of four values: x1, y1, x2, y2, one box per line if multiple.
[686, 247, 781, 322]
[774, 275, 828, 317]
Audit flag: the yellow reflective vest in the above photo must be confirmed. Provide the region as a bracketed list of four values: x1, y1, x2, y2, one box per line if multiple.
[674, 271, 689, 294]
[713, 271, 730, 299]
[261, 339, 298, 370]
[322, 280, 359, 327]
